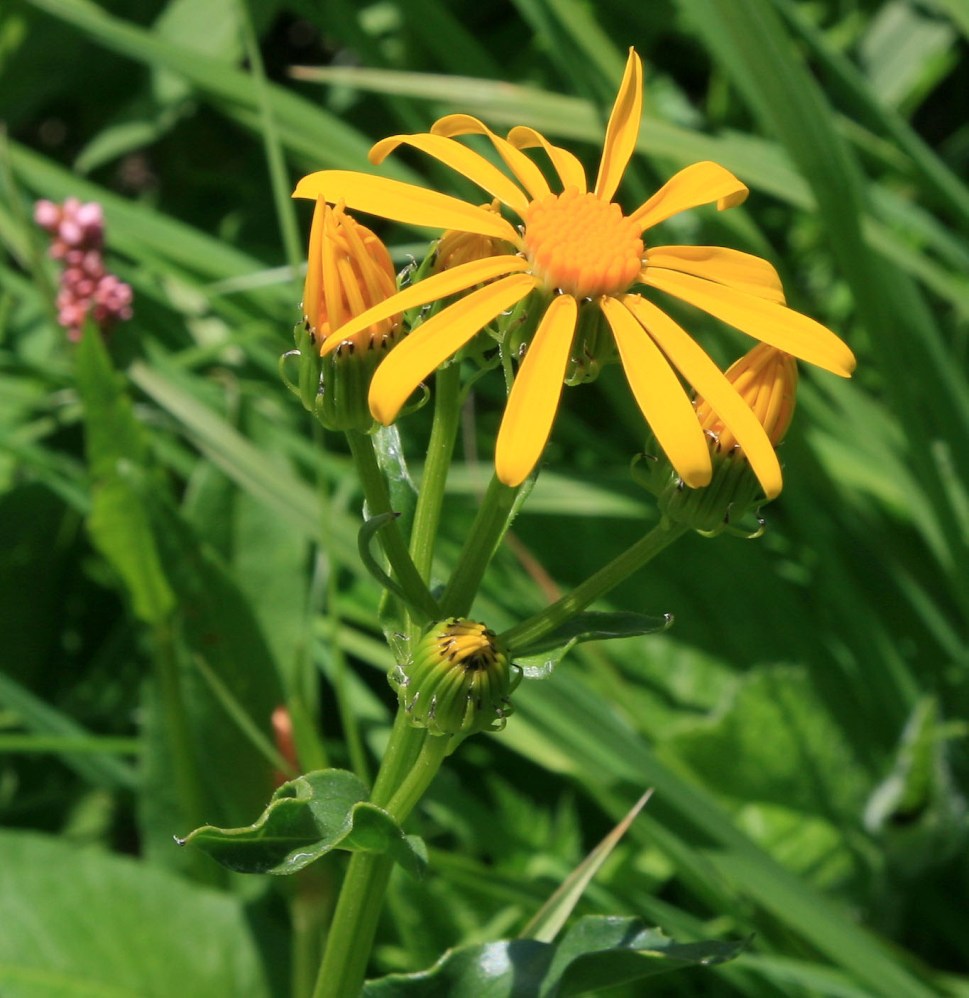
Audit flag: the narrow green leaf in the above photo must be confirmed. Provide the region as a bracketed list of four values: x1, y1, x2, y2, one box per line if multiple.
[0, 672, 137, 790]
[23, 0, 414, 179]
[75, 328, 175, 624]
[511, 610, 673, 670]
[520, 789, 654, 943]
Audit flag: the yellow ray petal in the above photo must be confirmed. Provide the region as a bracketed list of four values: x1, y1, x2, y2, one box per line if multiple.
[599, 296, 711, 488]
[293, 170, 520, 242]
[630, 162, 749, 231]
[495, 294, 577, 486]
[369, 274, 536, 425]
[302, 196, 326, 331]
[369, 133, 530, 216]
[645, 246, 785, 304]
[431, 114, 551, 202]
[643, 269, 856, 376]
[506, 125, 587, 193]
[623, 295, 783, 498]
[594, 48, 643, 202]
[321, 255, 531, 357]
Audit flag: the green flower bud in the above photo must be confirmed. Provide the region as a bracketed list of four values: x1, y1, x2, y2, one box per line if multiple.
[391, 619, 521, 737]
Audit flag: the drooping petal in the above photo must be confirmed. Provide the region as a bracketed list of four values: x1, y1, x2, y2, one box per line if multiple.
[622, 295, 783, 498]
[643, 269, 856, 376]
[507, 125, 587, 193]
[599, 296, 711, 488]
[302, 196, 326, 331]
[321, 255, 532, 357]
[369, 274, 537, 425]
[630, 162, 749, 232]
[644, 246, 785, 304]
[431, 114, 551, 202]
[369, 133, 531, 215]
[293, 170, 520, 242]
[594, 48, 643, 202]
[495, 294, 578, 486]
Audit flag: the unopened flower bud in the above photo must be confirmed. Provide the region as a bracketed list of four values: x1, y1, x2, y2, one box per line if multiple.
[635, 344, 798, 536]
[299, 197, 403, 430]
[695, 343, 797, 452]
[391, 619, 521, 737]
[433, 200, 511, 274]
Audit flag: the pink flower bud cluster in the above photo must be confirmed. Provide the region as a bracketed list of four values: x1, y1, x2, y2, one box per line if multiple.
[34, 198, 133, 341]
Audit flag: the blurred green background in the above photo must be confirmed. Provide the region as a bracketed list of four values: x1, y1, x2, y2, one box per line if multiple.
[1, 0, 968, 995]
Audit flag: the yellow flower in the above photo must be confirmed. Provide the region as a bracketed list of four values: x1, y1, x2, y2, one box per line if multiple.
[293, 50, 855, 498]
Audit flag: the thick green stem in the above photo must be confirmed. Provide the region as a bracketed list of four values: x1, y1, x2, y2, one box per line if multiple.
[346, 430, 440, 623]
[381, 733, 451, 820]
[409, 363, 462, 588]
[439, 474, 519, 618]
[312, 852, 392, 998]
[312, 714, 442, 998]
[291, 869, 332, 998]
[501, 521, 689, 650]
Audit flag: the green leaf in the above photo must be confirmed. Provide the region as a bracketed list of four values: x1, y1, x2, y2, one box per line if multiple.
[520, 790, 654, 943]
[75, 327, 175, 625]
[512, 610, 673, 672]
[551, 917, 747, 995]
[362, 915, 744, 997]
[182, 769, 427, 879]
[372, 424, 418, 542]
[128, 484, 287, 864]
[0, 830, 271, 997]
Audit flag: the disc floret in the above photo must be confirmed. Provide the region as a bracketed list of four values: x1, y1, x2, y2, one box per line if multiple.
[522, 190, 644, 298]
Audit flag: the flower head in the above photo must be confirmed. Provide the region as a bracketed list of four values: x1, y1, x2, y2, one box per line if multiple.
[300, 197, 403, 430]
[302, 196, 401, 349]
[35, 198, 132, 341]
[293, 49, 855, 497]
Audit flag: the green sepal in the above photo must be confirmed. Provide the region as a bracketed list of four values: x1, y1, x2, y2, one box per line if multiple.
[510, 610, 673, 676]
[179, 769, 427, 879]
[295, 321, 323, 413]
[564, 299, 619, 386]
[362, 916, 746, 996]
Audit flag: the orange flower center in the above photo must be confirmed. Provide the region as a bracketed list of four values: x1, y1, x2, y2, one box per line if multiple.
[522, 190, 644, 298]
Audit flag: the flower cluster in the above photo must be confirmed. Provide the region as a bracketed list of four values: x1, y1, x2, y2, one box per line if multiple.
[34, 198, 133, 341]
[291, 48, 855, 501]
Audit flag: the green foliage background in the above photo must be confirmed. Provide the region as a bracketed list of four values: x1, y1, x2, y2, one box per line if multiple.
[1, 0, 968, 994]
